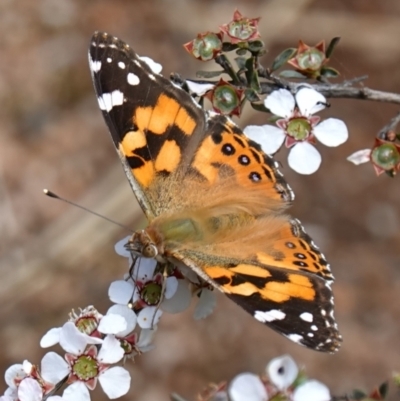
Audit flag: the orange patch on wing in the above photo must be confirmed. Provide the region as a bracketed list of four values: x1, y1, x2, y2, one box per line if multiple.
[230, 264, 271, 278]
[134, 106, 153, 133]
[192, 136, 219, 183]
[155, 140, 181, 172]
[175, 106, 196, 135]
[132, 160, 154, 188]
[262, 274, 316, 303]
[120, 130, 147, 156]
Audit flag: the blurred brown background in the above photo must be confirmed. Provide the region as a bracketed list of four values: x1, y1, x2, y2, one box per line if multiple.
[1, 0, 400, 400]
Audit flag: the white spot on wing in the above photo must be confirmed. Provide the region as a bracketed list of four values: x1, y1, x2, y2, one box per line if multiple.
[299, 312, 313, 323]
[118, 61, 126, 69]
[286, 333, 303, 344]
[98, 90, 124, 112]
[311, 325, 318, 331]
[89, 57, 101, 73]
[254, 309, 286, 323]
[107, 57, 112, 63]
[138, 55, 162, 74]
[127, 72, 140, 86]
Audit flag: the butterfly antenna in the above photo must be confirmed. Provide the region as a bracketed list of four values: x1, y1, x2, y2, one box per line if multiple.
[43, 189, 134, 233]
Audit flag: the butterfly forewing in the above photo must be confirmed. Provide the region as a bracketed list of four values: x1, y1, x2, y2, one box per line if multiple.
[89, 32, 342, 353]
[89, 32, 206, 219]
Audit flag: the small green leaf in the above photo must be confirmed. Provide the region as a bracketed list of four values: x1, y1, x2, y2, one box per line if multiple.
[245, 57, 261, 92]
[326, 37, 341, 58]
[250, 101, 269, 113]
[248, 39, 265, 53]
[234, 57, 247, 70]
[271, 48, 297, 72]
[279, 69, 307, 79]
[244, 88, 260, 102]
[320, 66, 340, 78]
[351, 389, 367, 400]
[196, 70, 224, 78]
[222, 42, 239, 52]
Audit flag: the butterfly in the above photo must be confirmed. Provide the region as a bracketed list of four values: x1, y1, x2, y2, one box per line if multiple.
[88, 31, 342, 353]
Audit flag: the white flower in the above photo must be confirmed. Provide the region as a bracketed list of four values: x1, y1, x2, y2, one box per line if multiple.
[228, 373, 268, 401]
[293, 380, 331, 401]
[41, 307, 102, 348]
[64, 342, 130, 398]
[347, 148, 371, 165]
[193, 288, 217, 320]
[244, 87, 348, 174]
[266, 355, 298, 390]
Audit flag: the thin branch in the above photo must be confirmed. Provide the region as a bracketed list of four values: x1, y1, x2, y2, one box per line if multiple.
[260, 77, 400, 104]
[184, 75, 400, 105]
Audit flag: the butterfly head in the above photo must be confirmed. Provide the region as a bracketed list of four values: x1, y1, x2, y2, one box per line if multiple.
[126, 228, 166, 261]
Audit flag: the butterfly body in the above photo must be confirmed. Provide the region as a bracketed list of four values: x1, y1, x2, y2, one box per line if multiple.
[89, 31, 342, 353]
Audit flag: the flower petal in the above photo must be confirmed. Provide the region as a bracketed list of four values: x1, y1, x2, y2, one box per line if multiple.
[136, 329, 156, 353]
[193, 289, 217, 320]
[132, 258, 157, 281]
[98, 314, 127, 335]
[41, 352, 70, 384]
[244, 125, 285, 154]
[164, 276, 178, 299]
[105, 305, 137, 336]
[40, 328, 61, 348]
[296, 88, 326, 116]
[347, 149, 371, 165]
[108, 280, 134, 305]
[265, 89, 295, 118]
[114, 236, 131, 258]
[186, 80, 215, 96]
[61, 382, 90, 401]
[161, 279, 191, 314]
[18, 378, 42, 401]
[5, 364, 26, 388]
[313, 118, 348, 147]
[288, 142, 321, 174]
[137, 307, 162, 329]
[99, 367, 131, 399]
[98, 335, 124, 364]
[266, 355, 298, 390]
[229, 373, 268, 401]
[293, 380, 331, 401]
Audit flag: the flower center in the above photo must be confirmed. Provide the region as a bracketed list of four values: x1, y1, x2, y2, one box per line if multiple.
[141, 282, 162, 305]
[297, 48, 325, 71]
[193, 33, 222, 60]
[213, 85, 240, 114]
[75, 316, 98, 336]
[228, 21, 255, 40]
[73, 355, 98, 381]
[371, 143, 400, 170]
[286, 118, 311, 141]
